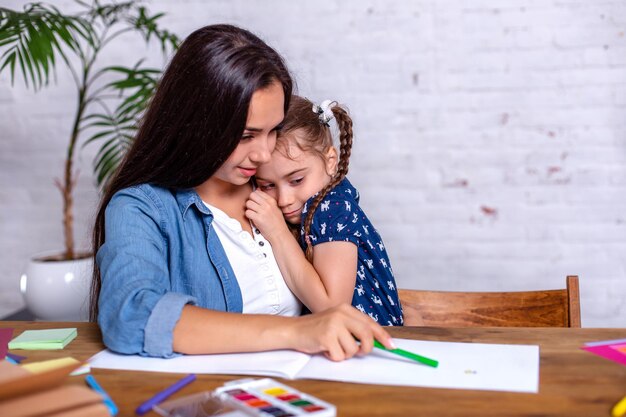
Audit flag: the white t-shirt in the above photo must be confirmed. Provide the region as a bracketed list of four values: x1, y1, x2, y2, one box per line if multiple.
[203, 202, 302, 316]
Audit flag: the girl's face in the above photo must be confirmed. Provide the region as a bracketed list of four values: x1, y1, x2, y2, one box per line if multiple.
[211, 81, 285, 186]
[255, 132, 337, 225]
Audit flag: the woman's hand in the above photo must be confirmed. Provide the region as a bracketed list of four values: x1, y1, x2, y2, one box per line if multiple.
[245, 189, 290, 242]
[282, 304, 396, 361]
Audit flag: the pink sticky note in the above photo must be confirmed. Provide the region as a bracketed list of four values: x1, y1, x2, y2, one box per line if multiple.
[0, 328, 13, 359]
[582, 344, 626, 366]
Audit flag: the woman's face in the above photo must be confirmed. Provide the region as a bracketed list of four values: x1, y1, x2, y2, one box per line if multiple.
[211, 81, 285, 186]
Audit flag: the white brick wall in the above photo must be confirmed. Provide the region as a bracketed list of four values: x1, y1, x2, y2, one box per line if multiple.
[1, 0, 624, 326]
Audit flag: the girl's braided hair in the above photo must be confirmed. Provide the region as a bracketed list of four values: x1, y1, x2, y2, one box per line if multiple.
[275, 95, 353, 261]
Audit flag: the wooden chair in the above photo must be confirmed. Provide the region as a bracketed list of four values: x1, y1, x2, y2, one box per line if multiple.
[398, 275, 581, 328]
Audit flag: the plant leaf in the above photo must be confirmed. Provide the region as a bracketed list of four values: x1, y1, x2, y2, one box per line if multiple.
[0, 4, 95, 90]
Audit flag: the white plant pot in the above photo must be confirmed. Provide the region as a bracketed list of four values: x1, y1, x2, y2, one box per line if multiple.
[20, 252, 93, 321]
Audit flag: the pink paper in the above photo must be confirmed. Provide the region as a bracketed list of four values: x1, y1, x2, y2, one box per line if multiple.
[610, 343, 626, 354]
[582, 344, 626, 366]
[0, 328, 13, 359]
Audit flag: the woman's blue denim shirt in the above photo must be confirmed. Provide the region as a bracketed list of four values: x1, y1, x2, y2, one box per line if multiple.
[96, 184, 244, 358]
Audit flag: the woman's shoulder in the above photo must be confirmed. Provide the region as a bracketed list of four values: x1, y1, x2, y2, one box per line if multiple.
[109, 183, 201, 218]
[109, 183, 172, 209]
[111, 183, 167, 199]
[108, 184, 204, 220]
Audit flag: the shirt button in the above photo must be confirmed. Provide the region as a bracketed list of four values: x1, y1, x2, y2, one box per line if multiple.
[254, 228, 260, 234]
[262, 265, 269, 272]
[259, 241, 265, 246]
[257, 254, 264, 260]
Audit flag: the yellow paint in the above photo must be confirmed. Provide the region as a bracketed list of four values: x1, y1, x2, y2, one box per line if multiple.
[263, 387, 288, 396]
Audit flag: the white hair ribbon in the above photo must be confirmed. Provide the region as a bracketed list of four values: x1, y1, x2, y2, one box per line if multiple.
[312, 99, 335, 126]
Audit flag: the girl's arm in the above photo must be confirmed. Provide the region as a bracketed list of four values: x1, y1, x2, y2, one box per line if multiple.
[246, 190, 355, 312]
[311, 240, 358, 306]
[173, 303, 395, 361]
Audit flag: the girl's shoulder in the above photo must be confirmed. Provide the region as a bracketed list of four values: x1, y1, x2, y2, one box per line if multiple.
[326, 177, 360, 203]
[302, 178, 361, 221]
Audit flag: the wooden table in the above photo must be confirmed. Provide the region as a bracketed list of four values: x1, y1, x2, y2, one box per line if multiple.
[2, 322, 625, 417]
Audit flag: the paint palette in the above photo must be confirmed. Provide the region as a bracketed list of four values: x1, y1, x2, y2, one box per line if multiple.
[152, 378, 336, 417]
[215, 378, 336, 417]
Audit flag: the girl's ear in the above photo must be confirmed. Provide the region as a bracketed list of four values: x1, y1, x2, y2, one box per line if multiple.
[324, 146, 338, 176]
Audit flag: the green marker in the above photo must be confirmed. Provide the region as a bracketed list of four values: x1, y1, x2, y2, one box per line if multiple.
[373, 340, 439, 368]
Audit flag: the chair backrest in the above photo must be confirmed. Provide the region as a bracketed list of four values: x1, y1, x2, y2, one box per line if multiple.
[398, 275, 581, 328]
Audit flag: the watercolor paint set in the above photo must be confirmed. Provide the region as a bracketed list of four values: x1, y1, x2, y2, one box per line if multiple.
[153, 378, 336, 417]
[216, 378, 336, 417]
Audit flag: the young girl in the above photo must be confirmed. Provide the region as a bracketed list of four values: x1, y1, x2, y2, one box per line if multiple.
[91, 25, 395, 360]
[247, 96, 403, 325]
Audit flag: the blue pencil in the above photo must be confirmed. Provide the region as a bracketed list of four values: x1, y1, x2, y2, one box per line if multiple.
[85, 374, 119, 416]
[135, 373, 196, 415]
[5, 356, 18, 365]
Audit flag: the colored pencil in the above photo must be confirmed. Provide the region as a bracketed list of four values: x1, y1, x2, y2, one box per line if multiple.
[135, 373, 196, 415]
[85, 374, 119, 416]
[373, 340, 439, 368]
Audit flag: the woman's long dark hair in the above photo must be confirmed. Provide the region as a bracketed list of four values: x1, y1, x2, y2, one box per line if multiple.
[89, 24, 293, 321]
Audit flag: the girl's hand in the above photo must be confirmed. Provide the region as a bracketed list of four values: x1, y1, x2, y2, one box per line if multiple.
[283, 304, 396, 361]
[245, 189, 290, 242]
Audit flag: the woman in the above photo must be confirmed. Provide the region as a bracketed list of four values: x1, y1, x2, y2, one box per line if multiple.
[90, 24, 394, 360]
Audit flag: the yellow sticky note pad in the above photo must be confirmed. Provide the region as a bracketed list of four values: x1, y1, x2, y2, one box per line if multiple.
[21, 357, 81, 374]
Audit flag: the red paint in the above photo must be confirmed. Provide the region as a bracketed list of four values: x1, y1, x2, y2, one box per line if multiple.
[304, 404, 326, 412]
[277, 393, 300, 401]
[480, 206, 498, 217]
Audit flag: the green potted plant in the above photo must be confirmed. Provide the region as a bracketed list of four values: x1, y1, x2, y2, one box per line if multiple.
[0, 1, 178, 320]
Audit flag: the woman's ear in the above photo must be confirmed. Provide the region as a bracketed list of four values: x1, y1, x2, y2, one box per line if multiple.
[324, 146, 338, 176]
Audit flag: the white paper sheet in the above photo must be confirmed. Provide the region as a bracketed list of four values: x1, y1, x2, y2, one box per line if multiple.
[298, 338, 540, 393]
[89, 348, 311, 379]
[89, 338, 540, 393]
